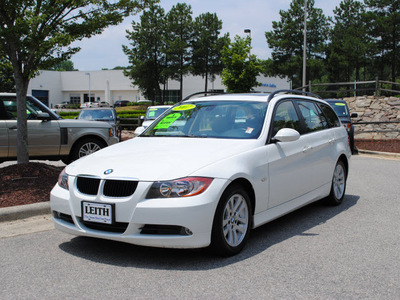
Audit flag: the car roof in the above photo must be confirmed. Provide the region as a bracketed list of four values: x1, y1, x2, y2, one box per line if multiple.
[147, 105, 172, 109]
[183, 91, 326, 105]
[80, 107, 115, 111]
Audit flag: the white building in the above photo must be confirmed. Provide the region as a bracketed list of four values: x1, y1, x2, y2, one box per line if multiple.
[28, 69, 290, 107]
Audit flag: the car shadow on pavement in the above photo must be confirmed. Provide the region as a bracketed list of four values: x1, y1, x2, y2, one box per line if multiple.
[58, 194, 359, 270]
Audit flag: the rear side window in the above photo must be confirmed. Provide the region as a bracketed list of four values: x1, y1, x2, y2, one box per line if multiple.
[320, 103, 341, 127]
[297, 100, 329, 133]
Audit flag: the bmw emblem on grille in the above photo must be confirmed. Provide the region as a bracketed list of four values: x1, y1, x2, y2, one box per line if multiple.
[104, 169, 113, 175]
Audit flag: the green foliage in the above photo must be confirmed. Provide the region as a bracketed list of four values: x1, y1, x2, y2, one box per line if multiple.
[364, 0, 400, 83]
[123, 3, 166, 103]
[0, 59, 15, 92]
[191, 13, 229, 91]
[327, 0, 368, 83]
[164, 3, 193, 100]
[221, 36, 262, 93]
[49, 60, 76, 71]
[0, 0, 154, 163]
[265, 0, 331, 87]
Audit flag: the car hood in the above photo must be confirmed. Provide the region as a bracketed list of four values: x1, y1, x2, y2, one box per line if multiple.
[58, 119, 112, 128]
[66, 137, 258, 181]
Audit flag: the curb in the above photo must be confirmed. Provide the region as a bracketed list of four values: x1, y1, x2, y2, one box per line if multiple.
[358, 149, 400, 159]
[0, 202, 50, 223]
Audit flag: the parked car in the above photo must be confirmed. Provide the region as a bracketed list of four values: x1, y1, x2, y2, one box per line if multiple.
[51, 91, 351, 256]
[55, 101, 70, 109]
[114, 100, 130, 107]
[77, 107, 120, 141]
[98, 101, 110, 107]
[134, 105, 172, 135]
[326, 99, 358, 154]
[0, 93, 119, 164]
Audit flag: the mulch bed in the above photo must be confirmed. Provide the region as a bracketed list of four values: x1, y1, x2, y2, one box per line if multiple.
[0, 162, 63, 208]
[355, 139, 400, 154]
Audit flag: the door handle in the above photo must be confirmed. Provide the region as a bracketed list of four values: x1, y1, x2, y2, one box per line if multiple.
[9, 126, 17, 130]
[303, 146, 312, 153]
[329, 138, 335, 144]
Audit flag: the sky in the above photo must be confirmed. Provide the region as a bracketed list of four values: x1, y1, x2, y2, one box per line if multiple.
[70, 0, 342, 71]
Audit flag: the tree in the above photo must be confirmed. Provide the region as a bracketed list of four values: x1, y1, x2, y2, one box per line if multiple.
[0, 0, 152, 164]
[123, 4, 166, 103]
[265, 0, 331, 87]
[0, 59, 15, 92]
[328, 0, 368, 83]
[164, 3, 193, 101]
[364, 0, 400, 83]
[221, 36, 262, 93]
[49, 60, 77, 71]
[191, 13, 229, 92]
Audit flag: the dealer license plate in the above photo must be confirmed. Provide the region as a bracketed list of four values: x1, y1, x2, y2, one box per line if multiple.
[82, 202, 113, 224]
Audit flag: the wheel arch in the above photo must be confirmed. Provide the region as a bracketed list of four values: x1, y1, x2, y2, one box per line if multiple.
[226, 178, 256, 216]
[338, 154, 349, 179]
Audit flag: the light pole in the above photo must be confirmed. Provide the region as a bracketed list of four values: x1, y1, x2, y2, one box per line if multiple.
[244, 29, 251, 56]
[85, 72, 91, 104]
[302, 0, 307, 91]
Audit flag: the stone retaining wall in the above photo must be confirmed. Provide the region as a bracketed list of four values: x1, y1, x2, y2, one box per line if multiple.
[343, 96, 400, 139]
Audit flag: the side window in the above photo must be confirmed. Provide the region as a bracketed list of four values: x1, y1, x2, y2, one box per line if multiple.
[272, 101, 301, 136]
[319, 103, 341, 127]
[297, 101, 329, 133]
[1, 97, 17, 120]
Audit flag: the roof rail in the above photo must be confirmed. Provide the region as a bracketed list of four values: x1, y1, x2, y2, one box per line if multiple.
[182, 91, 225, 101]
[267, 89, 322, 102]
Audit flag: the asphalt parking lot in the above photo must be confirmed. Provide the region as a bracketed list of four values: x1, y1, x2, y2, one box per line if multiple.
[0, 154, 399, 299]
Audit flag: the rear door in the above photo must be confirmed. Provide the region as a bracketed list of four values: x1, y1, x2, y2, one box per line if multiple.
[295, 100, 335, 191]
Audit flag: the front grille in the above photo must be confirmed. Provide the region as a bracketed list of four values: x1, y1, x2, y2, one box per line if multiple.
[81, 219, 129, 233]
[104, 179, 138, 197]
[76, 177, 100, 195]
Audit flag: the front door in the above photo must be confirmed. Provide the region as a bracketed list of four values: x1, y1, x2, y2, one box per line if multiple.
[3, 96, 61, 158]
[267, 100, 314, 208]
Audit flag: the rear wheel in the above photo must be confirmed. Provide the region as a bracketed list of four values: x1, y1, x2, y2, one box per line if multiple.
[326, 160, 347, 205]
[211, 185, 252, 256]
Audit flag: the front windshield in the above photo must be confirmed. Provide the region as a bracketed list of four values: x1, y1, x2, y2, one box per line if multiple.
[330, 102, 349, 117]
[145, 107, 170, 120]
[142, 101, 268, 139]
[79, 109, 115, 121]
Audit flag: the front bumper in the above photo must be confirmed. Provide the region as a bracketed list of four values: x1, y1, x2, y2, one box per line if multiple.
[50, 178, 227, 249]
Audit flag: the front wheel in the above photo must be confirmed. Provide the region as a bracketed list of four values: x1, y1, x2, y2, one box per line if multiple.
[211, 185, 252, 256]
[325, 160, 347, 205]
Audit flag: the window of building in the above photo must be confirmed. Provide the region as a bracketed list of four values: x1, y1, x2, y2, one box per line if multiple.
[69, 94, 81, 105]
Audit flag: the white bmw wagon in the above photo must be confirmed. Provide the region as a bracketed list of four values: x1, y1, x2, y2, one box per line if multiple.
[50, 91, 351, 256]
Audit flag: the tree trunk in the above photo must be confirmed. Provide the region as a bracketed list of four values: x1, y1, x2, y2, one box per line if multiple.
[14, 74, 30, 164]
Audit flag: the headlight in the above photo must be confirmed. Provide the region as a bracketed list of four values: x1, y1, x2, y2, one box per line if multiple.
[146, 177, 213, 198]
[57, 168, 69, 190]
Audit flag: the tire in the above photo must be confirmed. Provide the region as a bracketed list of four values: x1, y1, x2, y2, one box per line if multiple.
[211, 185, 252, 256]
[70, 137, 106, 162]
[326, 160, 347, 206]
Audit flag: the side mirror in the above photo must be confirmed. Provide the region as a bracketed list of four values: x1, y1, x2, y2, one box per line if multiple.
[134, 126, 145, 136]
[350, 113, 358, 118]
[272, 128, 300, 143]
[140, 116, 145, 120]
